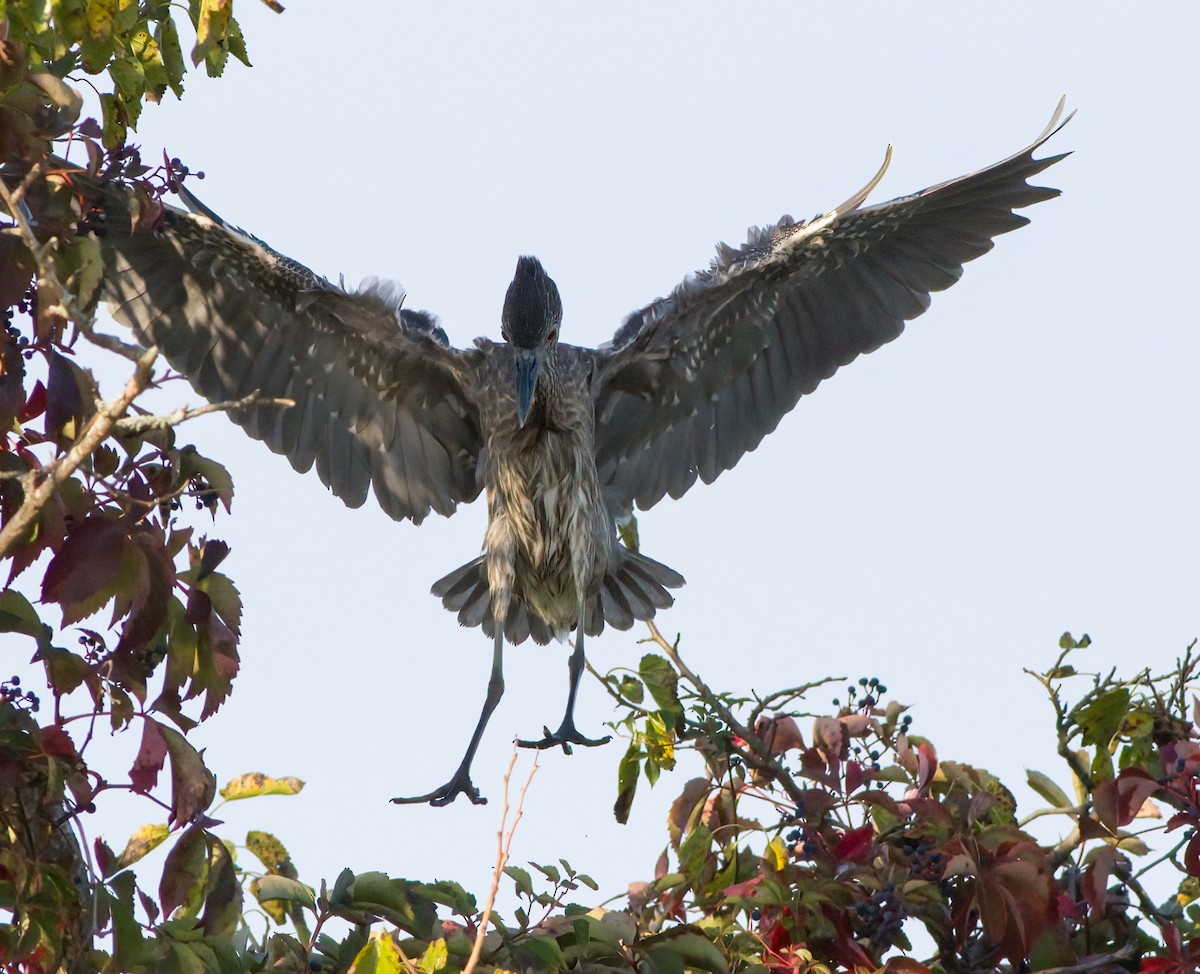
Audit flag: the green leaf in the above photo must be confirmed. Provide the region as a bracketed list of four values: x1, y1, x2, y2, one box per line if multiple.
[1077, 687, 1132, 747]
[616, 674, 644, 704]
[219, 772, 303, 801]
[108, 55, 145, 102]
[200, 835, 241, 936]
[678, 824, 713, 881]
[113, 823, 170, 873]
[640, 654, 683, 726]
[108, 870, 148, 968]
[225, 14, 250, 66]
[0, 589, 45, 638]
[532, 861, 561, 884]
[613, 742, 641, 824]
[345, 872, 437, 937]
[178, 449, 234, 513]
[572, 918, 591, 954]
[1026, 769, 1071, 809]
[641, 930, 728, 974]
[99, 92, 125, 147]
[156, 15, 185, 97]
[505, 865, 533, 898]
[517, 936, 565, 972]
[82, 0, 116, 72]
[252, 876, 315, 912]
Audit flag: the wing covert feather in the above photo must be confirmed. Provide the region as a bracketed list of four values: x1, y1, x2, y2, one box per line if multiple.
[594, 101, 1072, 514]
[100, 189, 485, 523]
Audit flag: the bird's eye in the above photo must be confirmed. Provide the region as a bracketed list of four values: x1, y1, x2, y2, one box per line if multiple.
[546, 330, 558, 343]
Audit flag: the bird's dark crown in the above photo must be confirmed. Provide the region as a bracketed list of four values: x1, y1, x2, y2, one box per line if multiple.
[502, 256, 562, 349]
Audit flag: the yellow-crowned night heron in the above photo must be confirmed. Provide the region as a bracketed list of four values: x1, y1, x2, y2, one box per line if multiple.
[83, 102, 1070, 805]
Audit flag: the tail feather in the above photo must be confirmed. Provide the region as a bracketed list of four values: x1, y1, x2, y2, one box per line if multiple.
[430, 549, 685, 645]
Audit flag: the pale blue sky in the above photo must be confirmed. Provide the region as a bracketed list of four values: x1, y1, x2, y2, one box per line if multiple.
[56, 2, 1200, 915]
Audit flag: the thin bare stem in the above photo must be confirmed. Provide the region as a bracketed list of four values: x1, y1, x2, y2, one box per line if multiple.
[463, 750, 539, 974]
[0, 346, 158, 559]
[585, 659, 653, 716]
[749, 676, 843, 726]
[643, 620, 806, 806]
[1018, 803, 1088, 829]
[112, 391, 295, 435]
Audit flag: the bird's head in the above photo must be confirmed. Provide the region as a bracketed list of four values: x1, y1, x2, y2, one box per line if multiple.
[501, 256, 562, 427]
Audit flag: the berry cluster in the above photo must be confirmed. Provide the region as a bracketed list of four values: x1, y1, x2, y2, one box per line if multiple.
[190, 474, 218, 512]
[853, 882, 907, 951]
[77, 630, 106, 663]
[901, 836, 947, 881]
[1, 675, 39, 713]
[832, 676, 893, 712]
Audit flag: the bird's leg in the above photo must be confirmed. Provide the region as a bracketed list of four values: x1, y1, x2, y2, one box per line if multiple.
[392, 629, 505, 806]
[517, 597, 612, 753]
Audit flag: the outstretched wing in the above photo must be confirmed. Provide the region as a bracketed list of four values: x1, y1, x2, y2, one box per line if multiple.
[593, 100, 1072, 514]
[100, 183, 485, 524]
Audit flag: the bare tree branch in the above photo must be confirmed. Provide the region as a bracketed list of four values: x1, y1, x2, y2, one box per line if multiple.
[463, 750, 538, 974]
[112, 390, 295, 435]
[0, 346, 158, 559]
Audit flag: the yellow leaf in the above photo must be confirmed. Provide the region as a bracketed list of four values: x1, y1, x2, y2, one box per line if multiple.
[348, 932, 404, 974]
[219, 772, 304, 801]
[764, 836, 788, 871]
[115, 822, 170, 870]
[419, 938, 447, 974]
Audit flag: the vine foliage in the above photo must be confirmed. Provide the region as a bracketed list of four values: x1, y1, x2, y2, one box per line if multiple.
[3, 4, 1200, 973]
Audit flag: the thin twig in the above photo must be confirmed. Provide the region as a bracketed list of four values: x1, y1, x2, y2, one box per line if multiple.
[1018, 802, 1088, 829]
[0, 346, 158, 559]
[585, 659, 653, 716]
[463, 750, 539, 974]
[748, 676, 843, 726]
[644, 620, 806, 806]
[1, 159, 145, 362]
[393, 940, 422, 974]
[112, 391, 296, 435]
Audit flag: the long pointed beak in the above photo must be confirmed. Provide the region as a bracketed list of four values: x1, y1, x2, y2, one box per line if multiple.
[514, 349, 540, 428]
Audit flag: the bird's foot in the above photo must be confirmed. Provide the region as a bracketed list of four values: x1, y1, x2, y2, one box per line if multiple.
[517, 723, 612, 754]
[391, 769, 487, 807]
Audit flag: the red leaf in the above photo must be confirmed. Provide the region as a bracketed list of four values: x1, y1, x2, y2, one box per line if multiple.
[38, 725, 80, 762]
[1115, 768, 1163, 826]
[886, 959, 933, 974]
[721, 877, 763, 898]
[1093, 777, 1119, 833]
[668, 778, 711, 850]
[41, 514, 128, 625]
[19, 381, 46, 422]
[115, 528, 175, 655]
[754, 714, 803, 756]
[196, 539, 230, 579]
[833, 826, 874, 863]
[129, 718, 167, 794]
[94, 837, 117, 878]
[1081, 844, 1118, 915]
[845, 760, 865, 795]
[1186, 834, 1200, 878]
[1161, 921, 1183, 959]
[1056, 892, 1084, 921]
